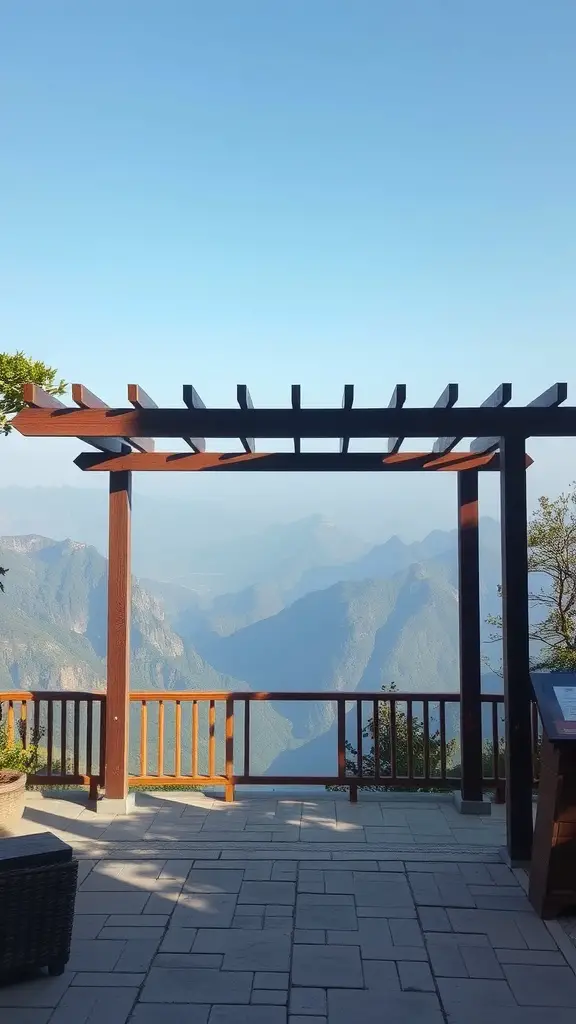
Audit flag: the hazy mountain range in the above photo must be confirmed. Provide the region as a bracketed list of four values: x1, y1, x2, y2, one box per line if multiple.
[0, 487, 504, 775]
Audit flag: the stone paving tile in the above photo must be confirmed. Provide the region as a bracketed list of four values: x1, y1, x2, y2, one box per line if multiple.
[251, 990, 287, 1004]
[495, 948, 568, 966]
[131, 1008, 210, 1024]
[75, 892, 150, 915]
[445, 1010, 576, 1024]
[292, 944, 364, 987]
[264, 918, 293, 933]
[72, 914, 108, 939]
[398, 961, 436, 992]
[0, 1011, 52, 1023]
[106, 914, 170, 928]
[328, 918, 428, 961]
[390, 918, 425, 946]
[71, 972, 146, 986]
[194, 929, 291, 971]
[362, 960, 401, 991]
[460, 944, 503, 979]
[208, 1008, 287, 1023]
[184, 870, 244, 893]
[254, 972, 290, 989]
[68, 939, 125, 971]
[172, 893, 238, 927]
[49, 987, 139, 1024]
[294, 929, 326, 943]
[514, 913, 558, 950]
[355, 875, 415, 908]
[159, 927, 197, 952]
[418, 906, 452, 931]
[289, 987, 327, 1014]
[155, 953, 223, 968]
[233, 915, 263, 929]
[140, 967, 253, 1003]
[447, 908, 527, 948]
[0, 974, 73, 1007]
[100, 926, 165, 940]
[437, 977, 516, 1008]
[289, 1017, 326, 1024]
[327, 990, 444, 1023]
[239, 881, 296, 905]
[503, 964, 576, 1006]
[114, 937, 161, 972]
[295, 894, 357, 931]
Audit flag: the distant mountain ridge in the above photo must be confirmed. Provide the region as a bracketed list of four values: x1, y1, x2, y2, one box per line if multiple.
[0, 535, 293, 772]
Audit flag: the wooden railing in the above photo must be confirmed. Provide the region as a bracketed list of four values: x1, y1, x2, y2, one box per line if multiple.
[1, 689, 541, 801]
[0, 691, 105, 796]
[128, 690, 541, 801]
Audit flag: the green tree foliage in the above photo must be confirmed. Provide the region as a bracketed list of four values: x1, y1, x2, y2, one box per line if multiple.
[0, 351, 66, 435]
[0, 352, 67, 589]
[488, 484, 576, 672]
[335, 683, 458, 791]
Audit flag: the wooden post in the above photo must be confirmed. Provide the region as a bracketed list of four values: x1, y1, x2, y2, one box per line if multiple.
[105, 471, 132, 803]
[500, 436, 533, 861]
[457, 470, 484, 805]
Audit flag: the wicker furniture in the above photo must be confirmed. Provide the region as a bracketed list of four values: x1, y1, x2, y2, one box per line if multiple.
[0, 832, 78, 981]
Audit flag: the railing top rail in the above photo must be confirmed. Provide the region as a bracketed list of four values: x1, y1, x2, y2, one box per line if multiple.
[0, 689, 508, 705]
[127, 690, 502, 702]
[0, 690, 106, 701]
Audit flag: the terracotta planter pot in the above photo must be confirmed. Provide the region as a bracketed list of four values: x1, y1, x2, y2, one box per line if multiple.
[0, 771, 26, 830]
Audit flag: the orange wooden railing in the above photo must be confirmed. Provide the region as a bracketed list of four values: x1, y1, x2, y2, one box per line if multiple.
[0, 691, 105, 796]
[1, 690, 541, 800]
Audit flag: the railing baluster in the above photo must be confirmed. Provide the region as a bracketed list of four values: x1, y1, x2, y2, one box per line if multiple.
[406, 699, 413, 779]
[492, 700, 499, 782]
[7, 700, 14, 746]
[19, 700, 28, 748]
[356, 699, 363, 777]
[140, 700, 148, 777]
[225, 697, 234, 801]
[157, 700, 164, 777]
[175, 700, 182, 777]
[423, 700, 430, 780]
[244, 699, 250, 777]
[60, 699, 67, 775]
[99, 697, 106, 783]
[337, 700, 346, 779]
[373, 698, 380, 780]
[86, 699, 93, 777]
[390, 698, 397, 780]
[192, 700, 199, 777]
[208, 700, 216, 778]
[73, 698, 80, 776]
[439, 700, 447, 780]
[47, 700, 54, 775]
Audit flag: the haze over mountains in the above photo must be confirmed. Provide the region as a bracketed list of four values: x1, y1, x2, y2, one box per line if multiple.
[0, 486, 504, 774]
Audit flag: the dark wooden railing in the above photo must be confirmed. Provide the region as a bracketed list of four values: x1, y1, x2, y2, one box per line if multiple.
[0, 691, 105, 796]
[1, 689, 541, 801]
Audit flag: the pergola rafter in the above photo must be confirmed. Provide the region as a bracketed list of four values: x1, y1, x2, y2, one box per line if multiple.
[13, 378, 575, 862]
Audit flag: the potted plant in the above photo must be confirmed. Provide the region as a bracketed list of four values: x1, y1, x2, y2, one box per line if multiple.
[0, 710, 40, 830]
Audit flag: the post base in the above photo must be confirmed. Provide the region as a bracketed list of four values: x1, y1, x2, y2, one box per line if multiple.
[453, 792, 492, 815]
[89, 793, 136, 815]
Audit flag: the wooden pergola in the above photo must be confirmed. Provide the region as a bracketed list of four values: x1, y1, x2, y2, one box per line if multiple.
[13, 379, 574, 862]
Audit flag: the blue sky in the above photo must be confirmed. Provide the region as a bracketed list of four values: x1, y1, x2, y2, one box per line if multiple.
[1, 2, 575, 537]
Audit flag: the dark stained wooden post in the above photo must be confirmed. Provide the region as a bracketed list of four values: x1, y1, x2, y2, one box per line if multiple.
[105, 470, 132, 805]
[500, 435, 533, 861]
[457, 470, 484, 808]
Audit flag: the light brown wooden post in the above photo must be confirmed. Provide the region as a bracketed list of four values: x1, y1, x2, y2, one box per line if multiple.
[105, 470, 132, 803]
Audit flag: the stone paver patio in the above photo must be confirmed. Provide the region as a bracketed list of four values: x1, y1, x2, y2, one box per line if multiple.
[2, 790, 576, 1022]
